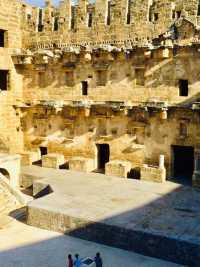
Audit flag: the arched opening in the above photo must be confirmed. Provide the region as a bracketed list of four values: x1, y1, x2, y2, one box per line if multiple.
[0, 168, 10, 179]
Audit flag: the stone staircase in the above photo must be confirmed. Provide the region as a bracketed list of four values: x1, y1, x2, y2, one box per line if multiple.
[0, 181, 22, 229]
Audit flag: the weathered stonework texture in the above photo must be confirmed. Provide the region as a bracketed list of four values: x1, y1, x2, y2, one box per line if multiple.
[1, 0, 200, 183]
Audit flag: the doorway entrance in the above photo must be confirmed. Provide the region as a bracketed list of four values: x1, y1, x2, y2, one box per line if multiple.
[172, 145, 194, 185]
[96, 144, 110, 172]
[40, 146, 47, 156]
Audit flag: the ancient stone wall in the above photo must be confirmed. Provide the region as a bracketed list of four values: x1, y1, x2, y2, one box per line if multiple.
[21, 0, 200, 48]
[0, 0, 24, 153]
[20, 46, 200, 106]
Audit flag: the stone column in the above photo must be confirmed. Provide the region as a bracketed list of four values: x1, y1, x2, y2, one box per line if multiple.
[159, 154, 165, 169]
[193, 154, 200, 187]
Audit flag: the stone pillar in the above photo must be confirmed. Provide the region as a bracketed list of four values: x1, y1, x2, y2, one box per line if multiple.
[159, 155, 165, 169]
[193, 154, 200, 187]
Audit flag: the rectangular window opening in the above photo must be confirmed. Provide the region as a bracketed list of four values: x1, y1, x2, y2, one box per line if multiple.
[198, 2, 200, 16]
[176, 11, 181, 19]
[38, 72, 45, 87]
[135, 69, 145, 86]
[54, 17, 59, 31]
[96, 70, 107, 86]
[154, 13, 159, 21]
[0, 30, 6, 47]
[107, 1, 111, 25]
[66, 72, 74, 87]
[81, 81, 88, 95]
[180, 123, 187, 137]
[88, 13, 93, 27]
[179, 79, 188, 96]
[172, 10, 176, 19]
[38, 9, 44, 32]
[126, 0, 131, 24]
[0, 70, 9, 91]
[148, 3, 153, 22]
[71, 6, 75, 30]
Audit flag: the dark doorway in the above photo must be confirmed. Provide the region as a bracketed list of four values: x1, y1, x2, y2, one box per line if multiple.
[172, 145, 194, 185]
[96, 144, 110, 172]
[40, 146, 47, 156]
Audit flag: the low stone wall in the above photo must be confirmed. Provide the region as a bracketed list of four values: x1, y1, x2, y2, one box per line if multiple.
[105, 160, 132, 178]
[20, 150, 41, 166]
[42, 153, 65, 169]
[141, 164, 166, 183]
[69, 157, 95, 173]
[27, 204, 200, 267]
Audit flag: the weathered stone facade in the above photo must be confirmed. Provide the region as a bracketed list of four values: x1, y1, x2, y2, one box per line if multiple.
[2, 0, 200, 184]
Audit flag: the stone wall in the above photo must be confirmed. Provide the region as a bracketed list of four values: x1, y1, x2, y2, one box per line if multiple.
[19, 46, 200, 106]
[22, 0, 200, 48]
[0, 0, 24, 153]
[18, 102, 200, 178]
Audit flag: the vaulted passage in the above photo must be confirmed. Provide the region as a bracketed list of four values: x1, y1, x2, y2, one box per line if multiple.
[172, 145, 194, 184]
[96, 144, 110, 172]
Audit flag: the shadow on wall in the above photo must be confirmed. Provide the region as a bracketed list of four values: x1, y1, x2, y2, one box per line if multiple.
[6, 182, 200, 267]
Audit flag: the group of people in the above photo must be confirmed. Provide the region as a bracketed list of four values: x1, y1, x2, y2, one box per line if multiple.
[67, 253, 103, 267]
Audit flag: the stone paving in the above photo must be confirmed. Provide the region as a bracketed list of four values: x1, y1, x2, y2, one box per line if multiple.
[0, 220, 184, 267]
[23, 166, 200, 243]
[22, 166, 200, 266]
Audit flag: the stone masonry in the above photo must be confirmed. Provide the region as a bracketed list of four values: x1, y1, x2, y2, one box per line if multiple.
[1, 0, 200, 184]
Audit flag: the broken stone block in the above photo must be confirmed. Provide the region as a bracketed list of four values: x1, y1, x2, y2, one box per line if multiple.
[141, 164, 166, 183]
[42, 153, 65, 169]
[20, 151, 41, 166]
[69, 157, 95, 173]
[105, 160, 132, 178]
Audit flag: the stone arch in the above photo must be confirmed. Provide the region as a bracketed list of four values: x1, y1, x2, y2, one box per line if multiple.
[0, 168, 10, 179]
[0, 154, 21, 187]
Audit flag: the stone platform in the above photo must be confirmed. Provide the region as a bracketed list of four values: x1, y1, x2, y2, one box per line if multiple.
[22, 166, 200, 267]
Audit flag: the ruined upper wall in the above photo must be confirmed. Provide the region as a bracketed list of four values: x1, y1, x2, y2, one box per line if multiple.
[0, 0, 22, 48]
[21, 0, 200, 48]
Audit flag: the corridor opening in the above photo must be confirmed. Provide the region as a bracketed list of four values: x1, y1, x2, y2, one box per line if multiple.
[96, 144, 110, 172]
[172, 145, 194, 184]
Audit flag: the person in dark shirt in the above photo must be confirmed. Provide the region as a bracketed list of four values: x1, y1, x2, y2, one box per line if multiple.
[94, 252, 103, 267]
[67, 254, 73, 267]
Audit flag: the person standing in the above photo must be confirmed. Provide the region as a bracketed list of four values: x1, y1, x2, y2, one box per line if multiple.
[94, 252, 103, 267]
[67, 254, 73, 267]
[74, 254, 82, 267]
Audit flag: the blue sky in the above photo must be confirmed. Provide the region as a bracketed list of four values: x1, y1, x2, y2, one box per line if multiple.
[25, 0, 59, 6]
